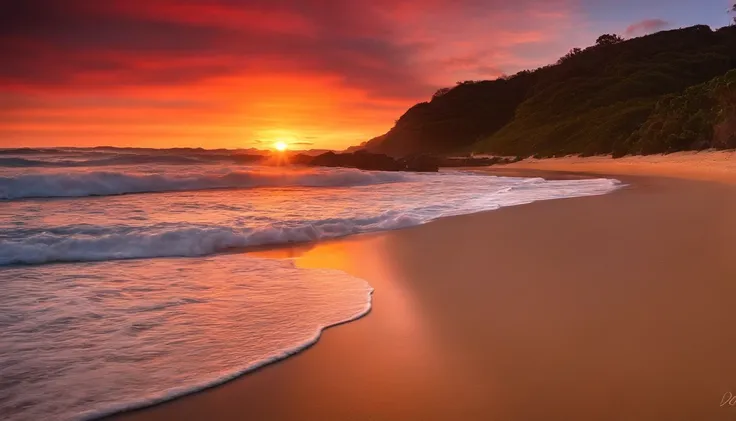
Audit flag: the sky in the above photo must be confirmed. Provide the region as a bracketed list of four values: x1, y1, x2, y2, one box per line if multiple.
[0, 0, 731, 150]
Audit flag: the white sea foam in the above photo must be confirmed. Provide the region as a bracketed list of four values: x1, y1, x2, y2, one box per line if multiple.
[0, 256, 372, 421]
[0, 168, 409, 200]
[0, 176, 621, 266]
[0, 217, 417, 265]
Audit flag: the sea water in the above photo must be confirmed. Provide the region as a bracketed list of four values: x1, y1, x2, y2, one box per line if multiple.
[0, 148, 621, 420]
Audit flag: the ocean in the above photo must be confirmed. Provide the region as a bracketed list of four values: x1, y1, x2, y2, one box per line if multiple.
[0, 148, 621, 420]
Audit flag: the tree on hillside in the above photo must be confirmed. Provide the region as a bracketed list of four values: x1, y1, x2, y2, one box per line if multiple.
[557, 47, 582, 64]
[732, 3, 736, 25]
[366, 25, 736, 158]
[596, 33, 624, 46]
[432, 87, 451, 100]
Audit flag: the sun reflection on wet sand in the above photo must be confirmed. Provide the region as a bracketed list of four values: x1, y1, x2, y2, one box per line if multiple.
[251, 235, 438, 351]
[248, 234, 489, 412]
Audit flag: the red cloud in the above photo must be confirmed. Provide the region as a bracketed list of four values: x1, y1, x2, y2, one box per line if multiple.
[1, 0, 590, 149]
[1, 0, 580, 96]
[625, 18, 670, 37]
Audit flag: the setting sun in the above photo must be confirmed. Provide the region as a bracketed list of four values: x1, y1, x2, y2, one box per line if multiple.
[274, 141, 288, 151]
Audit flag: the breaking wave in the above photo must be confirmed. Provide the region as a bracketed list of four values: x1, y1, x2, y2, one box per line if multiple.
[0, 156, 203, 167]
[1, 254, 373, 421]
[0, 211, 422, 266]
[0, 169, 410, 200]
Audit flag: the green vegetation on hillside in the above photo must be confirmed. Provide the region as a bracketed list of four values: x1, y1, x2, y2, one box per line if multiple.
[361, 73, 536, 156]
[361, 25, 736, 158]
[624, 69, 736, 155]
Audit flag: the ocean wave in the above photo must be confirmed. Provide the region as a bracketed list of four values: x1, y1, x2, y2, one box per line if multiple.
[1, 253, 373, 421]
[0, 158, 59, 167]
[0, 168, 409, 200]
[0, 156, 202, 167]
[75, 284, 373, 421]
[0, 212, 423, 265]
[0, 154, 263, 168]
[0, 175, 623, 266]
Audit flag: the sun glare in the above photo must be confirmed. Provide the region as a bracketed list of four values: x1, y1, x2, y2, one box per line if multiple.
[274, 141, 288, 151]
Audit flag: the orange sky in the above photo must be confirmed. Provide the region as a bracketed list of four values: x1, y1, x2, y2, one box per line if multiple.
[0, 0, 718, 150]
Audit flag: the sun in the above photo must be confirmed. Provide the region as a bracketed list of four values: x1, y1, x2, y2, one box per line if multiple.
[274, 141, 288, 152]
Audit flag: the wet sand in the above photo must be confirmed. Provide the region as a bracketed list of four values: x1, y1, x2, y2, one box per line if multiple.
[108, 168, 736, 421]
[500, 151, 736, 183]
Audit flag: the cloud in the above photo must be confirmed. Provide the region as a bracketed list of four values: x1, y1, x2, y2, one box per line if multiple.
[0, 0, 434, 98]
[0, 0, 582, 96]
[625, 19, 670, 37]
[0, 0, 599, 149]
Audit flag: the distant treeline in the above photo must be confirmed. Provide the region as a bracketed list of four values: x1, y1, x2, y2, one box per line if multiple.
[357, 25, 736, 158]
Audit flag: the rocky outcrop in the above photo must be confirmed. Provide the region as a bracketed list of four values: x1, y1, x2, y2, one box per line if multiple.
[439, 156, 520, 167]
[303, 151, 436, 172]
[398, 155, 441, 172]
[294, 151, 518, 172]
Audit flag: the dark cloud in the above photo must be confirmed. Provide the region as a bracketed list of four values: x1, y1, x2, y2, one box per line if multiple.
[0, 0, 437, 98]
[625, 18, 670, 37]
[0, 0, 580, 100]
[0, 1, 222, 51]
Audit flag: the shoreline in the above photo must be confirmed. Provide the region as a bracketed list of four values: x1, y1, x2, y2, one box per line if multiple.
[83, 168, 622, 420]
[81, 289, 375, 421]
[107, 160, 736, 421]
[495, 150, 736, 184]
